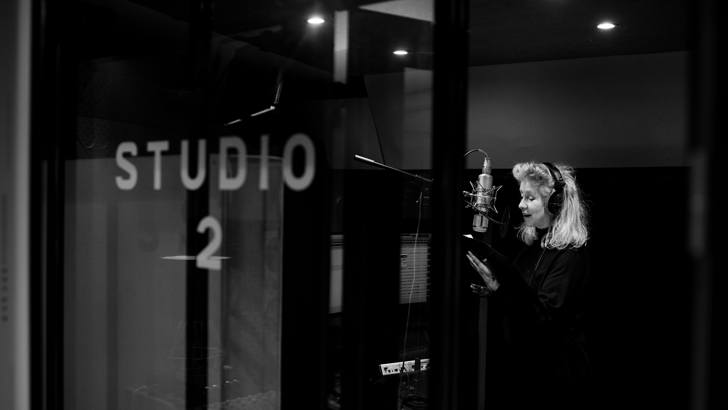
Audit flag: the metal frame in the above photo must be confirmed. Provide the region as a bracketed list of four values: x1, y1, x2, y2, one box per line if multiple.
[27, 0, 725, 409]
[429, 0, 471, 408]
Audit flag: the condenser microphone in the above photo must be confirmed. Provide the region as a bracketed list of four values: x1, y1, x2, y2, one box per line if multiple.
[472, 159, 492, 233]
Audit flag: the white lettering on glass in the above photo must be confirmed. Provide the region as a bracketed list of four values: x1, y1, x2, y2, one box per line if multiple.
[115, 141, 138, 190]
[282, 133, 315, 192]
[196, 216, 222, 270]
[181, 139, 206, 190]
[259, 134, 269, 191]
[147, 140, 170, 190]
[114, 133, 315, 192]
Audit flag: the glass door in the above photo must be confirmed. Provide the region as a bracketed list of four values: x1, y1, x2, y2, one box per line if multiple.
[47, 1, 441, 409]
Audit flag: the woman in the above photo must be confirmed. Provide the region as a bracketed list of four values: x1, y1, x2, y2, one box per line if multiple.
[466, 161, 591, 410]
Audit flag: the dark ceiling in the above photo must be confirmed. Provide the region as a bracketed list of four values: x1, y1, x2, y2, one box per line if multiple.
[209, 0, 690, 68]
[87, 0, 691, 76]
[469, 0, 690, 66]
[247, 0, 688, 72]
[73, 0, 692, 141]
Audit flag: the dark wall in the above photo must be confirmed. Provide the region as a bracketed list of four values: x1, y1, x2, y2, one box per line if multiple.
[467, 53, 688, 169]
[324, 52, 688, 171]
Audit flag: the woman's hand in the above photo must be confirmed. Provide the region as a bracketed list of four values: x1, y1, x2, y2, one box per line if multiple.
[466, 251, 500, 295]
[470, 282, 491, 296]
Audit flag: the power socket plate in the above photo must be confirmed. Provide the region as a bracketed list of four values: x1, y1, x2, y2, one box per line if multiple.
[379, 359, 428, 376]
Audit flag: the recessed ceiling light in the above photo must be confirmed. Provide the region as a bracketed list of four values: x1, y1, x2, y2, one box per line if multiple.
[307, 16, 325, 25]
[393, 49, 409, 56]
[597, 21, 616, 30]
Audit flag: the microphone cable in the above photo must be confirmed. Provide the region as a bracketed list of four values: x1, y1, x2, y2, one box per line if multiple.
[398, 188, 426, 407]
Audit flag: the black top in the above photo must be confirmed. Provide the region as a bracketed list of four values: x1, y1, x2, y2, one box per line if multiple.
[467, 230, 592, 410]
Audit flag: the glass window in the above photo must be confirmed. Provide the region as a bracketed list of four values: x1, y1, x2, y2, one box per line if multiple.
[59, 1, 435, 409]
[467, 1, 691, 410]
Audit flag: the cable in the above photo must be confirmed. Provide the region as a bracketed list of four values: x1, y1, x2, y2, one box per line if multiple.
[398, 189, 425, 407]
[463, 148, 491, 167]
[364, 96, 387, 166]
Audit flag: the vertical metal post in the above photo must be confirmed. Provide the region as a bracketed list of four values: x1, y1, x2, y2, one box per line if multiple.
[186, 1, 212, 408]
[430, 0, 470, 409]
[689, 1, 724, 410]
[30, 0, 73, 408]
[0, 0, 32, 409]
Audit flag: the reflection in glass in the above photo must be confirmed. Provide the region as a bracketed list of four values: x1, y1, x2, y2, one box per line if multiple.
[63, 0, 434, 409]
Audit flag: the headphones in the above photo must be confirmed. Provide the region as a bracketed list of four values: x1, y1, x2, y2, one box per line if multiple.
[542, 162, 565, 216]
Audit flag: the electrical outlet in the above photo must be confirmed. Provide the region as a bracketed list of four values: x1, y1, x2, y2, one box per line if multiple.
[379, 360, 415, 376]
[378, 358, 431, 376]
[419, 358, 429, 371]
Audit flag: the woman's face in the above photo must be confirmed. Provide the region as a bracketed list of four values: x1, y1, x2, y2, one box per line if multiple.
[518, 180, 552, 229]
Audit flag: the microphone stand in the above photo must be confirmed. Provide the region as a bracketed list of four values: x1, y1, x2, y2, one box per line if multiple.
[354, 155, 433, 184]
[224, 79, 283, 127]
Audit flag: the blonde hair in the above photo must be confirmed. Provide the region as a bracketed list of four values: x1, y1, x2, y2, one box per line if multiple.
[512, 161, 589, 249]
